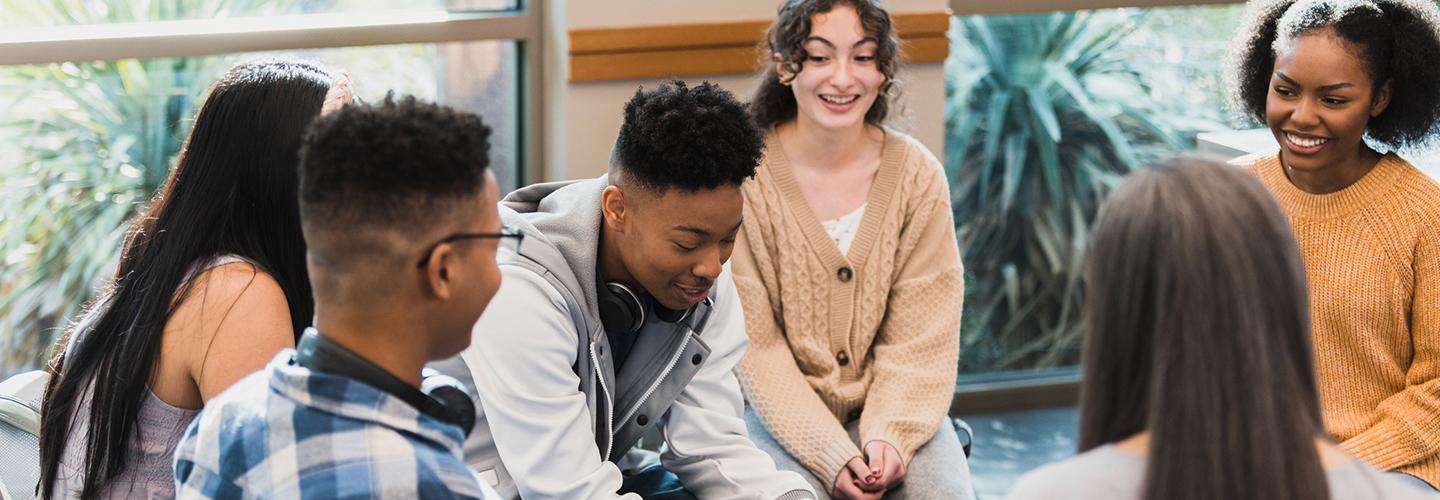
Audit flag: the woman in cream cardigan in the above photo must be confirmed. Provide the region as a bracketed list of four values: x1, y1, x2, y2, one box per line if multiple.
[733, 1, 969, 498]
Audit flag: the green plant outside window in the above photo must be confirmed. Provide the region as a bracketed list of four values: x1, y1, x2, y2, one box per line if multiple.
[0, 0, 519, 377]
[947, 6, 1248, 376]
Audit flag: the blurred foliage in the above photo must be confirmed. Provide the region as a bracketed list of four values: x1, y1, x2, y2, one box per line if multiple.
[946, 9, 1239, 374]
[0, 0, 303, 376]
[0, 0, 506, 378]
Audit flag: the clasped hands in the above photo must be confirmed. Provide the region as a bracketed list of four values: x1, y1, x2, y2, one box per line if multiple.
[832, 441, 905, 499]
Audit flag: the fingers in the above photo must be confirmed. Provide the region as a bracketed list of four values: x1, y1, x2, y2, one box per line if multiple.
[847, 457, 882, 492]
[865, 441, 907, 489]
[832, 475, 884, 500]
[321, 70, 355, 115]
[832, 464, 858, 499]
[846, 456, 871, 482]
[866, 442, 886, 482]
[832, 475, 861, 500]
[885, 444, 906, 485]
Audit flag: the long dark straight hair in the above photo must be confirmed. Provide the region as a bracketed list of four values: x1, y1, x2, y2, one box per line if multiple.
[37, 59, 329, 499]
[750, 0, 903, 129]
[1078, 158, 1328, 500]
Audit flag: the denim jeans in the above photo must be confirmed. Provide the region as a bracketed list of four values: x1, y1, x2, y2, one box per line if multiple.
[619, 465, 698, 500]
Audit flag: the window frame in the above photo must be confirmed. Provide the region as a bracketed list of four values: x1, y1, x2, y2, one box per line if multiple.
[0, 2, 547, 185]
[945, 0, 1245, 414]
[949, 0, 1239, 16]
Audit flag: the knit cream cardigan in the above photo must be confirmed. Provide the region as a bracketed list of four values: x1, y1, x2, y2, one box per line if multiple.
[732, 129, 964, 486]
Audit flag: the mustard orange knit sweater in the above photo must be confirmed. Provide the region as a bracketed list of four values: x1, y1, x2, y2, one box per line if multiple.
[732, 130, 963, 487]
[1243, 151, 1440, 487]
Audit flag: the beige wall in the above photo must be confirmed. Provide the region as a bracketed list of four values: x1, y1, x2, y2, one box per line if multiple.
[549, 0, 950, 181]
[567, 0, 945, 28]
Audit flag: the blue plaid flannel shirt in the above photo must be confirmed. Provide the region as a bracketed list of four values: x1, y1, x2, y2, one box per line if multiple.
[173, 351, 499, 499]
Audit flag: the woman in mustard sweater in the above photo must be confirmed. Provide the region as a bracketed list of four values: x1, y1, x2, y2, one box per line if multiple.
[733, 0, 969, 498]
[1226, 0, 1440, 491]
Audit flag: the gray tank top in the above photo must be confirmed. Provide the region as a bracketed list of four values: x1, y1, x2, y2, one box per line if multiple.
[52, 386, 199, 499]
[51, 254, 254, 499]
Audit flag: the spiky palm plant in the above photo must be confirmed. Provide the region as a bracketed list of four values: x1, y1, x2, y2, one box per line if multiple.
[946, 11, 1189, 373]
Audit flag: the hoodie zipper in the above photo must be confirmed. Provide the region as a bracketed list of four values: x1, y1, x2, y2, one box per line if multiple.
[614, 332, 693, 434]
[589, 341, 616, 460]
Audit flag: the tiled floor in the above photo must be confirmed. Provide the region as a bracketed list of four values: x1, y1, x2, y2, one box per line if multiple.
[958, 406, 1079, 500]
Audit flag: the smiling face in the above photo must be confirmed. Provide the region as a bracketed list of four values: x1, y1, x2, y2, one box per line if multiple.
[781, 4, 886, 134]
[1266, 30, 1391, 175]
[604, 184, 743, 311]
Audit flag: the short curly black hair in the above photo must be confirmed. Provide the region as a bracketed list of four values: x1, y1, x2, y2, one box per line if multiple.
[1226, 0, 1440, 149]
[611, 80, 764, 193]
[299, 94, 492, 238]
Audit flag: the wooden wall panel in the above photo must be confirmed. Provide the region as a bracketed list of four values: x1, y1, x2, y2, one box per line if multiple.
[570, 11, 951, 82]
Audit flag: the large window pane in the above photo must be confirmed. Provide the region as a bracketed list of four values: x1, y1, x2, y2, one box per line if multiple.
[0, 40, 519, 377]
[949, 6, 1440, 498]
[947, 5, 1245, 381]
[945, 7, 1246, 498]
[0, 0, 519, 29]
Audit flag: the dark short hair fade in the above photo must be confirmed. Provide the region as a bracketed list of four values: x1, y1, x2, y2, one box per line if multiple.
[299, 94, 492, 240]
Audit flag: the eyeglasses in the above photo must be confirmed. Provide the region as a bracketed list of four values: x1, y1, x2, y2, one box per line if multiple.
[416, 225, 524, 268]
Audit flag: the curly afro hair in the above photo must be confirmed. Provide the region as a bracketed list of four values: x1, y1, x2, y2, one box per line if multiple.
[611, 80, 764, 193]
[300, 94, 492, 234]
[1226, 0, 1440, 149]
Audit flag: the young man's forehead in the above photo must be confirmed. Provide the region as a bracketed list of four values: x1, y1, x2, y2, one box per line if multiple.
[637, 185, 744, 231]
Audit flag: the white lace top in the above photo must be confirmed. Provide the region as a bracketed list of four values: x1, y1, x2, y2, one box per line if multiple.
[821, 203, 867, 255]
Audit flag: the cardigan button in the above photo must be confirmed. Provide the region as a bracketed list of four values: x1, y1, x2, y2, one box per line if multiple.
[837, 267, 853, 282]
[837, 351, 850, 366]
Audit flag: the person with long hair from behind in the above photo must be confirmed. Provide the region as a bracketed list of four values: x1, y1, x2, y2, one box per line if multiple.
[1005, 158, 1429, 500]
[36, 59, 347, 499]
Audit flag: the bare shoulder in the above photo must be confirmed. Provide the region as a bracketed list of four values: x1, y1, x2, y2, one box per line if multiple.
[170, 261, 294, 390]
[157, 259, 295, 403]
[171, 261, 291, 337]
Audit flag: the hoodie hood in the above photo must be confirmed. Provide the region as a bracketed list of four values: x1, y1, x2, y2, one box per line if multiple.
[498, 175, 609, 326]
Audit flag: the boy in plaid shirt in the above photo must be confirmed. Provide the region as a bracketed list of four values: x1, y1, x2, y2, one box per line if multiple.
[174, 95, 505, 499]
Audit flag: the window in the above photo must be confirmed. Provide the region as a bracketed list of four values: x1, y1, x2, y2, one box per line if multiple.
[949, 3, 1247, 383]
[0, 0, 518, 28]
[0, 0, 542, 378]
[943, 3, 1249, 496]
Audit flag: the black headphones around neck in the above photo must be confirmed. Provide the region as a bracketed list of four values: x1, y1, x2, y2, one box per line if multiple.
[598, 281, 692, 335]
[293, 329, 476, 437]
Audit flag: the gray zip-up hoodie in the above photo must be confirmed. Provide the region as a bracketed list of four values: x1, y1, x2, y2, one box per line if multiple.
[453, 176, 815, 500]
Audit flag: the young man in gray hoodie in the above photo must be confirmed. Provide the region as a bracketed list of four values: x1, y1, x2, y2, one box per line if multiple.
[448, 81, 815, 499]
